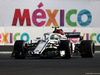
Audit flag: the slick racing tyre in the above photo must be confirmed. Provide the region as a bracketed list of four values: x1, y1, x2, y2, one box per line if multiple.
[59, 40, 72, 59]
[80, 40, 95, 58]
[14, 40, 26, 59]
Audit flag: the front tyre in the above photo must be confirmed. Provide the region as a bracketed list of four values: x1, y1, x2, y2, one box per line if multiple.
[59, 40, 72, 59]
[14, 40, 26, 59]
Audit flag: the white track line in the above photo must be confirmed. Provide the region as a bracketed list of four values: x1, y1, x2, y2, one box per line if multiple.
[0, 51, 12, 54]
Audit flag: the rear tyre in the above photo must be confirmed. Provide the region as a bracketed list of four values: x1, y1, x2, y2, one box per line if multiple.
[14, 40, 26, 59]
[59, 40, 72, 59]
[80, 40, 95, 58]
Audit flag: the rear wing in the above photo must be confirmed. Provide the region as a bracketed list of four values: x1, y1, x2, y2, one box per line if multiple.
[65, 32, 81, 38]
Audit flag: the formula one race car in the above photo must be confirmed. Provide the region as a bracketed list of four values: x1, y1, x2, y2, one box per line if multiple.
[12, 27, 95, 59]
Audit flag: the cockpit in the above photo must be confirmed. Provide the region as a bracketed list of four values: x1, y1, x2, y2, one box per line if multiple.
[50, 34, 61, 40]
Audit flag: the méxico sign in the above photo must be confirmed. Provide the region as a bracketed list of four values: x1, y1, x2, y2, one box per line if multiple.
[0, 0, 100, 27]
[12, 5, 92, 27]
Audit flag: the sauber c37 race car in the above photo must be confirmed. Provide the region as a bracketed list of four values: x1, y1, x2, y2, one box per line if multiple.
[12, 27, 95, 59]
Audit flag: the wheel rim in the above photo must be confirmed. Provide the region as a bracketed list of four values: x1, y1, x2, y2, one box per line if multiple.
[91, 43, 95, 56]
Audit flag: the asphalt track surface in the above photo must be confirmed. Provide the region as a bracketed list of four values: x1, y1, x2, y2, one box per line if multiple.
[0, 49, 100, 75]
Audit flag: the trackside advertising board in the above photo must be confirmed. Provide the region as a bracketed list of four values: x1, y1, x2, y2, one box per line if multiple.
[0, 0, 100, 45]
